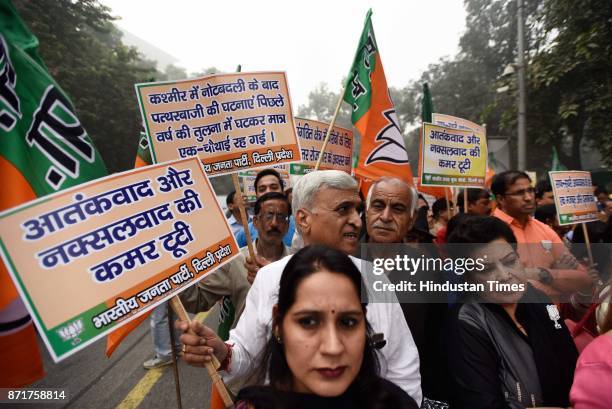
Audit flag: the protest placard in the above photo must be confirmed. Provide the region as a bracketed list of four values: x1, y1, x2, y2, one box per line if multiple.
[0, 157, 239, 362]
[420, 122, 488, 187]
[432, 113, 486, 136]
[290, 117, 353, 176]
[549, 171, 599, 225]
[135, 72, 302, 175]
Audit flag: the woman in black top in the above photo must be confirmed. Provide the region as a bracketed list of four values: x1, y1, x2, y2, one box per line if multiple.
[445, 216, 578, 409]
[235, 245, 418, 409]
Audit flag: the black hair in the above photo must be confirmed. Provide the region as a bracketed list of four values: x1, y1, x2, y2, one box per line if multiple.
[253, 192, 290, 216]
[432, 198, 453, 218]
[594, 186, 609, 198]
[535, 180, 553, 200]
[456, 188, 490, 211]
[534, 204, 557, 224]
[226, 190, 236, 206]
[267, 246, 376, 386]
[254, 169, 284, 192]
[491, 170, 531, 197]
[240, 246, 418, 408]
[446, 215, 517, 261]
[445, 213, 477, 239]
[447, 215, 517, 245]
[417, 194, 429, 209]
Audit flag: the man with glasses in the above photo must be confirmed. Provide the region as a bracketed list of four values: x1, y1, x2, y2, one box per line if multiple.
[235, 169, 295, 248]
[180, 192, 291, 329]
[492, 171, 594, 301]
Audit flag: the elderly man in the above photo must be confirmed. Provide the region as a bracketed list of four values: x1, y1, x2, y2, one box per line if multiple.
[492, 170, 595, 301]
[177, 170, 422, 404]
[365, 177, 447, 403]
[180, 192, 290, 331]
[365, 177, 417, 243]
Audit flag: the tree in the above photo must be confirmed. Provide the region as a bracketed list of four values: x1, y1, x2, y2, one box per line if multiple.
[526, 0, 612, 168]
[296, 82, 352, 128]
[14, 0, 159, 173]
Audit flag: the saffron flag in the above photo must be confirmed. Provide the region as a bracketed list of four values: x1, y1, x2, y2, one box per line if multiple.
[0, 1, 107, 386]
[417, 83, 451, 198]
[105, 131, 151, 357]
[343, 9, 413, 194]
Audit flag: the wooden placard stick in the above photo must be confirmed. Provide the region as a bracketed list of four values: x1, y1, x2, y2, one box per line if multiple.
[580, 222, 595, 267]
[231, 173, 256, 260]
[444, 188, 451, 217]
[169, 297, 234, 408]
[463, 188, 469, 214]
[314, 82, 347, 171]
[229, 63, 256, 261]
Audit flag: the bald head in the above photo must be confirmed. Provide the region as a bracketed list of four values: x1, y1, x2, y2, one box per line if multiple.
[366, 177, 416, 243]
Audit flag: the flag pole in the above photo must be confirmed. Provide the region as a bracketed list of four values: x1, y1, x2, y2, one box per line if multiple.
[315, 82, 347, 170]
[169, 297, 234, 408]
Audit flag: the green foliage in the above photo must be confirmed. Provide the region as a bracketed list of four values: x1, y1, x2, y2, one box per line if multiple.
[296, 82, 352, 128]
[14, 0, 159, 173]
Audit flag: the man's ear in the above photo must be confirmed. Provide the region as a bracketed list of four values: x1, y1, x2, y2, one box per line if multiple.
[496, 195, 505, 210]
[295, 208, 310, 235]
[253, 214, 259, 230]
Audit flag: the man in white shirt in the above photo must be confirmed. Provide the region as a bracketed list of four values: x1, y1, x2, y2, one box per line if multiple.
[177, 170, 422, 404]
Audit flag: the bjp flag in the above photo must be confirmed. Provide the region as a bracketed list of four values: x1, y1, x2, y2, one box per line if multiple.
[417, 83, 451, 199]
[343, 10, 413, 195]
[0, 1, 107, 386]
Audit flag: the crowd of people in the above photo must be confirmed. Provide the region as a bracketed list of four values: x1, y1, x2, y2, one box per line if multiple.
[169, 168, 610, 409]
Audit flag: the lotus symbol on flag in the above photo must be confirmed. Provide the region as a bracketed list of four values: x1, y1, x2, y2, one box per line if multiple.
[364, 109, 409, 165]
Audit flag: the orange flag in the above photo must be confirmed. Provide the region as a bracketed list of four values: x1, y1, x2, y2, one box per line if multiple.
[1, 2, 107, 385]
[343, 10, 413, 195]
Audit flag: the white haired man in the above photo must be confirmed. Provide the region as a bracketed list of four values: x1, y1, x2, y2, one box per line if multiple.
[365, 177, 418, 244]
[177, 170, 423, 404]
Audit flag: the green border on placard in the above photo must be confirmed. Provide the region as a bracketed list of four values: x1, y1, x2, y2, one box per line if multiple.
[134, 83, 159, 164]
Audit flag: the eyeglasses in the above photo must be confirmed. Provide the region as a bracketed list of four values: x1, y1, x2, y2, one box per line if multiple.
[260, 212, 289, 223]
[504, 187, 536, 197]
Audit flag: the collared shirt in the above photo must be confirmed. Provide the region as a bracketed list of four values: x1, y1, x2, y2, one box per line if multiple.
[228, 214, 247, 237]
[493, 208, 590, 299]
[224, 254, 423, 404]
[235, 217, 295, 248]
